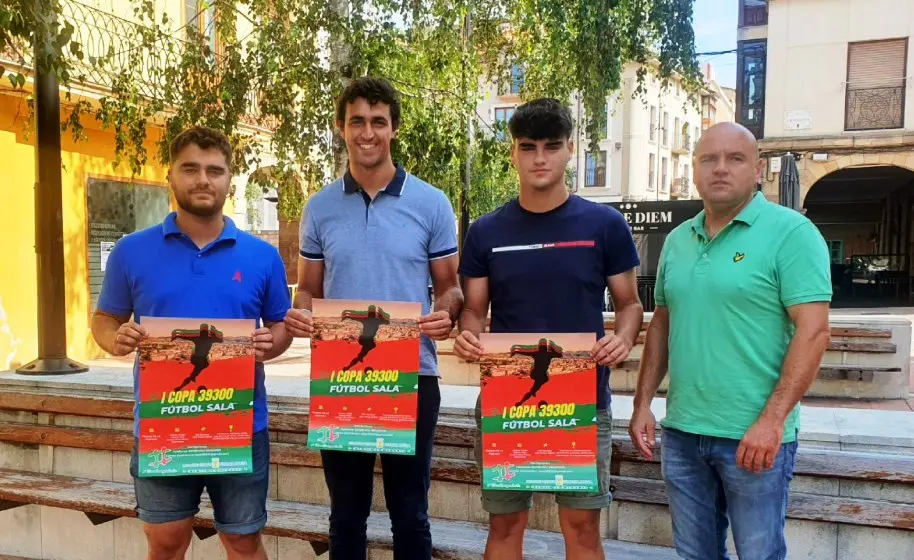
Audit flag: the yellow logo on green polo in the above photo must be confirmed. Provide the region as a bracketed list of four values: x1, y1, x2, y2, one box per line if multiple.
[733, 252, 745, 263]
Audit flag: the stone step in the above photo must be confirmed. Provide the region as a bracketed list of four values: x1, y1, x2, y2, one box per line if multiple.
[0, 468, 679, 560]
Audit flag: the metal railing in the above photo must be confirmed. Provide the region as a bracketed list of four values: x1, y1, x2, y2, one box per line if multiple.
[3, 0, 270, 126]
[845, 86, 905, 131]
[673, 134, 691, 153]
[671, 177, 689, 198]
[0, 0, 191, 99]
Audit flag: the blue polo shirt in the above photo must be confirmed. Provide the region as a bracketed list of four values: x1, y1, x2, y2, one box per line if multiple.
[97, 212, 291, 436]
[299, 166, 458, 376]
[458, 195, 640, 410]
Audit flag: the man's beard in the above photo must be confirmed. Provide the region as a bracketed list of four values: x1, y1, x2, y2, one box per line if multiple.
[176, 192, 224, 218]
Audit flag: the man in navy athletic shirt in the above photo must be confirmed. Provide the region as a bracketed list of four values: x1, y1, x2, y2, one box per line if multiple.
[454, 98, 643, 559]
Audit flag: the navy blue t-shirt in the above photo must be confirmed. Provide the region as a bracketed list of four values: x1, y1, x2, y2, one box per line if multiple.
[458, 195, 640, 410]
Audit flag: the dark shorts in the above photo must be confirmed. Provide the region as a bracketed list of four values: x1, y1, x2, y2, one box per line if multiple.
[129, 428, 270, 535]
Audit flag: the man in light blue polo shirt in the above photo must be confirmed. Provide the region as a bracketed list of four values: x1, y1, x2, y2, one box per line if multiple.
[92, 126, 292, 560]
[284, 77, 463, 559]
[629, 122, 832, 560]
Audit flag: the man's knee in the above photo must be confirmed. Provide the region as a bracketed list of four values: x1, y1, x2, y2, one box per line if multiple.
[143, 520, 193, 560]
[558, 508, 602, 548]
[488, 511, 529, 541]
[220, 532, 263, 556]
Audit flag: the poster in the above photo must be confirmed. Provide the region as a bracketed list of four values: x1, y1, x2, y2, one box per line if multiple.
[136, 317, 255, 477]
[479, 333, 599, 492]
[99, 241, 115, 272]
[308, 299, 420, 455]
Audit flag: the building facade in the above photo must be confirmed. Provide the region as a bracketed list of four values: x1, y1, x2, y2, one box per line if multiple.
[476, 62, 732, 203]
[0, 0, 272, 369]
[736, 0, 914, 305]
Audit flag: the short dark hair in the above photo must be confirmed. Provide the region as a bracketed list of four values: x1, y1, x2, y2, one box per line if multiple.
[508, 98, 574, 141]
[335, 76, 402, 130]
[169, 126, 233, 171]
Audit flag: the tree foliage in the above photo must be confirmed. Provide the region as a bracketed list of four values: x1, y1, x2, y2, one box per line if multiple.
[1, 0, 700, 223]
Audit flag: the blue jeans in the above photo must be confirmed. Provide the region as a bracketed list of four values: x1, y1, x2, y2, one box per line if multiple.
[321, 375, 441, 560]
[130, 428, 270, 535]
[661, 426, 798, 560]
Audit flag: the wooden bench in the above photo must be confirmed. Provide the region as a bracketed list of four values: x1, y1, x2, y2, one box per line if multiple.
[1, 393, 913, 533]
[0, 468, 678, 559]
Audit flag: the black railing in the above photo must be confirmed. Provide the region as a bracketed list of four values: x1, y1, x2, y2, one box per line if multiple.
[846, 86, 905, 131]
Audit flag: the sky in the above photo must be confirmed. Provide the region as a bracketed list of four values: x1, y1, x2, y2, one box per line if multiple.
[693, 0, 739, 89]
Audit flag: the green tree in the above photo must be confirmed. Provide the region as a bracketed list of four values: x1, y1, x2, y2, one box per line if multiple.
[1, 0, 700, 222]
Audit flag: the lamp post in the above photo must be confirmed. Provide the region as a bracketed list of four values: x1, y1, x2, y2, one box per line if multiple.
[16, 0, 88, 375]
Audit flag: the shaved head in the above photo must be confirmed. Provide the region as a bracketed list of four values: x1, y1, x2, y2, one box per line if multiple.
[692, 122, 764, 215]
[694, 122, 759, 157]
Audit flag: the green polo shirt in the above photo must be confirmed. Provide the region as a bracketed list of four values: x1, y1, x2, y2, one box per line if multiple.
[655, 192, 832, 443]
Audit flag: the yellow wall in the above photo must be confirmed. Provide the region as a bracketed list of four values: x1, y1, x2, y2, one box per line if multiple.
[0, 91, 236, 369]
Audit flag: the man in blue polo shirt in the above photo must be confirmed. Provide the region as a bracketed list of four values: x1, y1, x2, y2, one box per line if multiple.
[284, 77, 463, 559]
[454, 98, 643, 559]
[91, 126, 292, 560]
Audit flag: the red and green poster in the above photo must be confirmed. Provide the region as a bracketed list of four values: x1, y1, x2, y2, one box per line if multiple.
[308, 299, 420, 456]
[136, 317, 255, 477]
[479, 333, 598, 492]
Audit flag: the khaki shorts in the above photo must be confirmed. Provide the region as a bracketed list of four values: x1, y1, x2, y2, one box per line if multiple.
[474, 396, 613, 514]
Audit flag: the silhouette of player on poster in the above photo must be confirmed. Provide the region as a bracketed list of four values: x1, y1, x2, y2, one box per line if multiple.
[341, 305, 390, 370]
[172, 323, 224, 391]
[511, 338, 563, 406]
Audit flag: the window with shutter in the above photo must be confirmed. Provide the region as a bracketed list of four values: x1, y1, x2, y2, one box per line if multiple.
[845, 38, 907, 131]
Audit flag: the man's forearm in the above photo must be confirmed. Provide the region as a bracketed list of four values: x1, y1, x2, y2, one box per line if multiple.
[633, 309, 669, 410]
[91, 312, 123, 355]
[293, 289, 315, 311]
[759, 326, 830, 425]
[614, 301, 644, 348]
[458, 306, 487, 337]
[434, 285, 464, 322]
[261, 321, 293, 362]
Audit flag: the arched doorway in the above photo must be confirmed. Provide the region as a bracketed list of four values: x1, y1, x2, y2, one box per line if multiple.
[804, 165, 914, 308]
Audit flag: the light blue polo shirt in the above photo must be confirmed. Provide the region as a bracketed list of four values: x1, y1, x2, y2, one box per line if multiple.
[299, 166, 458, 376]
[97, 212, 292, 436]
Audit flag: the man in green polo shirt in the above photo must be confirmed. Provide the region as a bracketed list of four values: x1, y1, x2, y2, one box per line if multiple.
[629, 122, 832, 560]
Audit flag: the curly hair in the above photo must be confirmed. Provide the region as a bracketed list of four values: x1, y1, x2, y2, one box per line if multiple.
[335, 76, 402, 130]
[169, 126, 234, 171]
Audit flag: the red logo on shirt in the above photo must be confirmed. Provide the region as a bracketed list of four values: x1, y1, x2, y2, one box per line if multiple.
[232, 271, 242, 283]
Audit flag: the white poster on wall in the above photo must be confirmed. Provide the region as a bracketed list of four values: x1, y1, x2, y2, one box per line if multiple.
[99, 241, 115, 272]
[785, 110, 812, 130]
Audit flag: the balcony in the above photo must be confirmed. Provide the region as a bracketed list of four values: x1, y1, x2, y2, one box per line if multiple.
[671, 134, 691, 155]
[845, 86, 905, 131]
[671, 177, 690, 198]
[1, 0, 274, 130]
